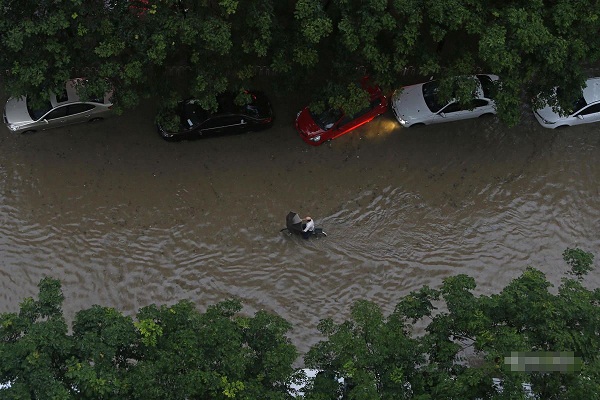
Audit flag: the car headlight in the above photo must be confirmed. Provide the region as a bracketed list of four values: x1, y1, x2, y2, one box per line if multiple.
[310, 135, 321, 142]
[7, 124, 19, 131]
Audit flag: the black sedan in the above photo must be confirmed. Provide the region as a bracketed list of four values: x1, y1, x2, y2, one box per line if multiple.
[157, 91, 274, 141]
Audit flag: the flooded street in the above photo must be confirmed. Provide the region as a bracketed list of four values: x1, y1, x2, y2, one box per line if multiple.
[1, 92, 599, 355]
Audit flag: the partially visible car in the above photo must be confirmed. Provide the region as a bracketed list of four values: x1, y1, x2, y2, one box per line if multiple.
[533, 77, 600, 129]
[3, 79, 113, 134]
[294, 78, 388, 146]
[391, 74, 499, 128]
[157, 90, 274, 141]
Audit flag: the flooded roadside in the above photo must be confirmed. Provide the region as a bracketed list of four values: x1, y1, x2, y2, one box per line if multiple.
[0, 91, 599, 354]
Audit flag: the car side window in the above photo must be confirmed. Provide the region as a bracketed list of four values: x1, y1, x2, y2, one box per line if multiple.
[337, 114, 353, 127]
[443, 99, 488, 114]
[220, 115, 245, 126]
[45, 106, 68, 120]
[202, 115, 228, 130]
[441, 102, 463, 113]
[68, 103, 95, 115]
[575, 103, 600, 116]
[472, 99, 489, 108]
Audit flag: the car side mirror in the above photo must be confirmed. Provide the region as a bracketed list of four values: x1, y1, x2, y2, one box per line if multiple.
[241, 119, 246, 124]
[43, 119, 49, 124]
[439, 112, 446, 118]
[577, 115, 584, 120]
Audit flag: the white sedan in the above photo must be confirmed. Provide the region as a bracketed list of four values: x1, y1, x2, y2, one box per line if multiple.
[533, 77, 600, 128]
[391, 74, 499, 127]
[3, 79, 113, 134]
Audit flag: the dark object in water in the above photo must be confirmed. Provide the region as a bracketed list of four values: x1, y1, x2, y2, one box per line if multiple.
[281, 211, 327, 237]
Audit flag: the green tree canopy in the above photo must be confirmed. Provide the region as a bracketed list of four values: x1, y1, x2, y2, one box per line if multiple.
[304, 248, 600, 399]
[2, 0, 599, 126]
[1, 249, 598, 399]
[0, 280, 297, 399]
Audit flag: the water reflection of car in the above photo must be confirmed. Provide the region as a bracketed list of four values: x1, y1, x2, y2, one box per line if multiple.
[157, 91, 274, 142]
[391, 74, 499, 127]
[294, 80, 388, 146]
[533, 77, 600, 129]
[3, 79, 113, 134]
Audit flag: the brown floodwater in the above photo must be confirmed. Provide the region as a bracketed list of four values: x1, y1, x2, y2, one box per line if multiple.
[0, 91, 599, 355]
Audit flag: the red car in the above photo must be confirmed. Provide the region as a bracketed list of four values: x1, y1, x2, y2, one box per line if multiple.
[295, 79, 388, 146]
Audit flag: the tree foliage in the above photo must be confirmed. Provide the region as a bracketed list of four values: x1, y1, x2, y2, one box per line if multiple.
[0, 280, 297, 399]
[1, 0, 599, 126]
[1, 249, 598, 399]
[304, 248, 600, 399]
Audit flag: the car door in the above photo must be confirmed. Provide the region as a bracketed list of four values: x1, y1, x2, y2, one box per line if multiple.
[40, 105, 69, 130]
[199, 115, 247, 137]
[572, 102, 600, 126]
[335, 98, 383, 135]
[66, 103, 96, 124]
[221, 114, 249, 134]
[432, 99, 488, 124]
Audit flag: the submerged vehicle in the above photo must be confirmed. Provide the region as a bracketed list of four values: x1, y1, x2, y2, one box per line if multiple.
[281, 212, 327, 237]
[295, 77, 388, 146]
[157, 90, 274, 141]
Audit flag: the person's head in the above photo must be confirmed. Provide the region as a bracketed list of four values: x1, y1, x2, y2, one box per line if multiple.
[305, 216, 312, 221]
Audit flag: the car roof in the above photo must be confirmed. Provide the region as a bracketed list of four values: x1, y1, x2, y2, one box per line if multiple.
[582, 77, 600, 103]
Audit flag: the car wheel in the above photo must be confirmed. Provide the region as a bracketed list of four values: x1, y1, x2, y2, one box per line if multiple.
[88, 117, 104, 123]
[555, 125, 569, 129]
[21, 130, 37, 134]
[479, 113, 495, 119]
[410, 123, 425, 128]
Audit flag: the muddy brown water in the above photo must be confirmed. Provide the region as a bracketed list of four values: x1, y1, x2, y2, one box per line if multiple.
[0, 93, 599, 356]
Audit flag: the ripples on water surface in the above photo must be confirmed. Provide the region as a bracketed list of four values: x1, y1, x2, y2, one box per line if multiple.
[0, 112, 599, 353]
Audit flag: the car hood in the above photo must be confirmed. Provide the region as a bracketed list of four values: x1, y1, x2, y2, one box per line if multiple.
[391, 83, 431, 123]
[4, 96, 33, 125]
[534, 104, 562, 124]
[295, 107, 324, 137]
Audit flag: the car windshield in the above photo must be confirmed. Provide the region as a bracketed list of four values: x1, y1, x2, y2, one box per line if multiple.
[571, 97, 587, 113]
[311, 108, 343, 130]
[242, 96, 270, 118]
[556, 87, 587, 114]
[476, 75, 496, 99]
[26, 98, 53, 121]
[422, 81, 444, 113]
[181, 101, 208, 128]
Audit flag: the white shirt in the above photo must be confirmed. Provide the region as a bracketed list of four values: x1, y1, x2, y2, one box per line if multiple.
[303, 219, 315, 232]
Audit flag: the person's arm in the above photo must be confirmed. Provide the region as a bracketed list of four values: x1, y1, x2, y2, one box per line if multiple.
[306, 220, 315, 231]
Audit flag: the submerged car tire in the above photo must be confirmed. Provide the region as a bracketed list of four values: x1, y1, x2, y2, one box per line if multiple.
[479, 113, 495, 119]
[410, 123, 425, 128]
[88, 117, 104, 123]
[21, 130, 37, 134]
